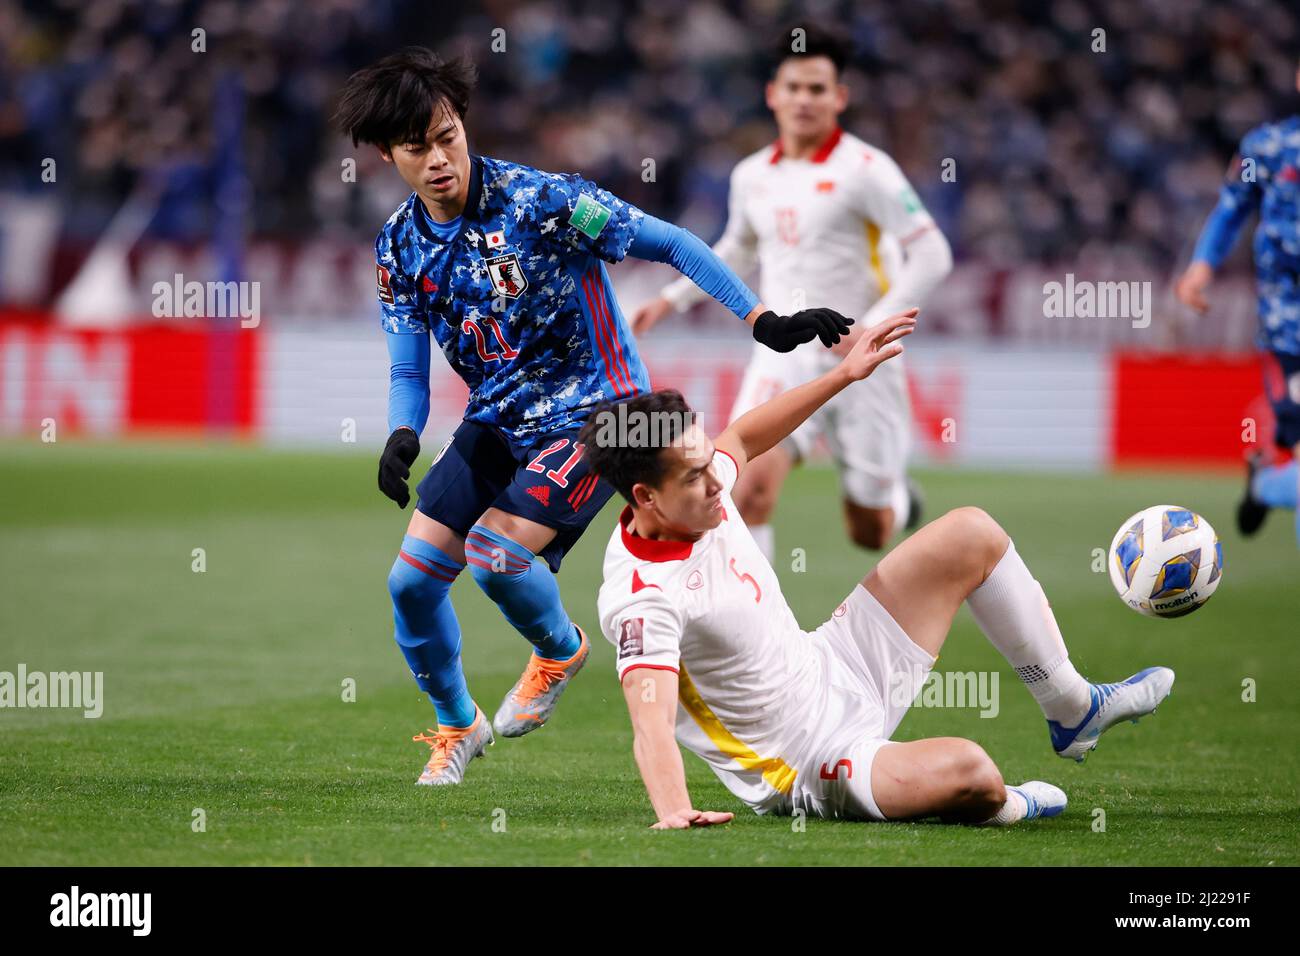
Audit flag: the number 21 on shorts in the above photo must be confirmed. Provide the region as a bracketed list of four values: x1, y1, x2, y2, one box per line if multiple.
[526, 439, 585, 488]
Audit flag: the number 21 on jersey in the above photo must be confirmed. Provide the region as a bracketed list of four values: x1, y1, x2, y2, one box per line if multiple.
[462, 316, 518, 363]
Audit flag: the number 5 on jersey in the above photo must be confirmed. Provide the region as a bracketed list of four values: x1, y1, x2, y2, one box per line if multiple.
[729, 557, 762, 603]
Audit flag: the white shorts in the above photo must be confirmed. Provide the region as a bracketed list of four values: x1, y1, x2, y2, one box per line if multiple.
[729, 343, 913, 508]
[778, 584, 937, 822]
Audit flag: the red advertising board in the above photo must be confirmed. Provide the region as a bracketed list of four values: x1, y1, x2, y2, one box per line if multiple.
[1110, 352, 1273, 468]
[0, 319, 259, 436]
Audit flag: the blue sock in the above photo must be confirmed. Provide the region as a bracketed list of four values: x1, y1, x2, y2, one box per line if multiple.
[387, 535, 477, 728]
[1252, 461, 1298, 509]
[465, 525, 581, 661]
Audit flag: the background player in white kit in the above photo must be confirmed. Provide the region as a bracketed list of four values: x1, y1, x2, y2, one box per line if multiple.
[631, 26, 953, 558]
[580, 308, 1175, 830]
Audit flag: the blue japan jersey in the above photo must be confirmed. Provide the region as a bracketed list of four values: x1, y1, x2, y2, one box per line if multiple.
[376, 155, 652, 445]
[1211, 117, 1300, 354]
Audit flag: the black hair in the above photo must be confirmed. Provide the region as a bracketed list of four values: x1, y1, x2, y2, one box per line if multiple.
[577, 390, 697, 503]
[770, 23, 851, 77]
[334, 47, 478, 148]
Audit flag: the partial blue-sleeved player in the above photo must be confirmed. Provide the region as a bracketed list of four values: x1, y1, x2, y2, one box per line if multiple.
[1176, 70, 1300, 548]
[334, 48, 856, 785]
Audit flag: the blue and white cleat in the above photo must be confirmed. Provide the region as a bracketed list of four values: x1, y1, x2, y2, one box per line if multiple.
[1048, 666, 1175, 762]
[1009, 781, 1067, 820]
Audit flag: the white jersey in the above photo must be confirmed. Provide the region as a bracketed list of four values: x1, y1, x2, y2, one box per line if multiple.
[662, 126, 937, 331]
[596, 449, 825, 811]
[660, 127, 946, 510]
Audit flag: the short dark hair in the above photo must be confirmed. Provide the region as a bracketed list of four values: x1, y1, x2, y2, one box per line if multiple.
[334, 47, 478, 148]
[770, 23, 851, 77]
[578, 389, 697, 503]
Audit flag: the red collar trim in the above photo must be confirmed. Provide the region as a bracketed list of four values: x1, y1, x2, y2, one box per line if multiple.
[620, 506, 694, 562]
[811, 125, 843, 162]
[768, 126, 843, 165]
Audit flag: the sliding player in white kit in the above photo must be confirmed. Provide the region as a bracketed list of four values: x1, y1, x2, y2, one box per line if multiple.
[631, 26, 953, 558]
[581, 308, 1175, 830]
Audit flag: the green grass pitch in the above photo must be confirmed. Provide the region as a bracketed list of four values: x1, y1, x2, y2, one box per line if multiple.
[1, 441, 1296, 866]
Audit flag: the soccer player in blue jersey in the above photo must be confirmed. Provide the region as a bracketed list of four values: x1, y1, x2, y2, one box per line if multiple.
[335, 48, 856, 785]
[1175, 63, 1300, 548]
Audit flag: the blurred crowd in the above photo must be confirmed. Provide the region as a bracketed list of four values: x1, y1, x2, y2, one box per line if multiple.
[1, 0, 1298, 275]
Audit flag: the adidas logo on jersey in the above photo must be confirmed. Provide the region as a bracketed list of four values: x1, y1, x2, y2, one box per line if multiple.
[526, 485, 551, 506]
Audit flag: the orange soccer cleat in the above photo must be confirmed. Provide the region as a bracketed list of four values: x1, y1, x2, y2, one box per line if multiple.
[491, 626, 590, 738]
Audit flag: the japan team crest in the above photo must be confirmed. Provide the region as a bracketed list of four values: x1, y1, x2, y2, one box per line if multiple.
[485, 252, 528, 299]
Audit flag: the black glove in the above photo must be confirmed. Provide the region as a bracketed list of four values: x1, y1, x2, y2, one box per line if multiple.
[752, 308, 853, 353]
[378, 428, 421, 508]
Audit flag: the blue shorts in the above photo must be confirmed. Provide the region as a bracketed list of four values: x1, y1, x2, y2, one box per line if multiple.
[1266, 351, 1300, 450]
[414, 420, 615, 573]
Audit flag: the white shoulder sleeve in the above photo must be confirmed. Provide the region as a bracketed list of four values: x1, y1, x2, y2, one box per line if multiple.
[600, 584, 684, 681]
[711, 447, 741, 495]
[854, 149, 936, 244]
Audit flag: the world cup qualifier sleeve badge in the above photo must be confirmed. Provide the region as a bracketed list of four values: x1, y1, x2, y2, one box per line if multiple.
[484, 251, 528, 299]
[375, 264, 395, 304]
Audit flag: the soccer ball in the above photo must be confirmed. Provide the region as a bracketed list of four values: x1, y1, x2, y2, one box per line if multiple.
[1108, 505, 1222, 618]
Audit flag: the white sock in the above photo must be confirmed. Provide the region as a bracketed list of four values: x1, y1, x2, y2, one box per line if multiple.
[979, 786, 1028, 826]
[888, 480, 910, 531]
[749, 523, 775, 563]
[966, 541, 1092, 725]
